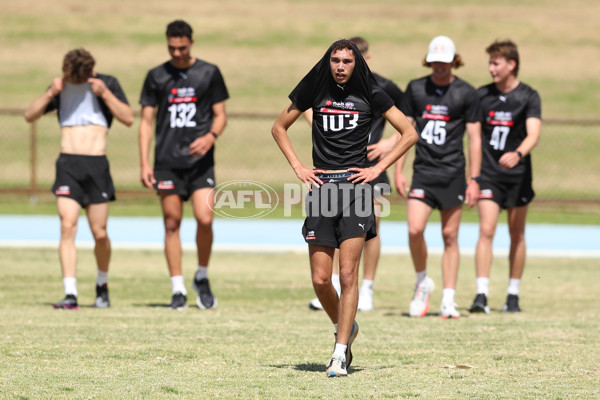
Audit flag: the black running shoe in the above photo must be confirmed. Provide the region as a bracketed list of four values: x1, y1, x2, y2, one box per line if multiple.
[503, 294, 521, 312]
[54, 294, 78, 310]
[94, 284, 110, 308]
[469, 293, 490, 313]
[169, 292, 187, 309]
[193, 277, 217, 309]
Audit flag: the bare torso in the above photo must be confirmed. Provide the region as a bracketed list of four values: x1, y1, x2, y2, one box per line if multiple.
[60, 125, 108, 155]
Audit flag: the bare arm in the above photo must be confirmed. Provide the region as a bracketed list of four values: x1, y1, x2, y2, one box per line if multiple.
[303, 108, 313, 126]
[88, 78, 134, 127]
[498, 117, 542, 170]
[24, 78, 63, 123]
[464, 121, 482, 208]
[272, 103, 324, 189]
[189, 100, 227, 156]
[349, 106, 418, 184]
[367, 133, 400, 162]
[139, 106, 156, 189]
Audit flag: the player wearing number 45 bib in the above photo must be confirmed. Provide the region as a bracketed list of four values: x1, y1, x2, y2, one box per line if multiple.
[469, 40, 542, 315]
[395, 36, 482, 319]
[139, 20, 229, 310]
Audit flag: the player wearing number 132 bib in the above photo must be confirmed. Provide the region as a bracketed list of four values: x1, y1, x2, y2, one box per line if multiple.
[140, 58, 229, 169]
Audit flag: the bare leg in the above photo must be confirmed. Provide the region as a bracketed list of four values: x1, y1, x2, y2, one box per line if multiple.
[160, 194, 184, 277]
[440, 205, 462, 290]
[309, 244, 337, 322]
[407, 199, 434, 274]
[336, 235, 365, 344]
[475, 200, 501, 279]
[507, 205, 528, 279]
[57, 197, 81, 279]
[190, 188, 214, 267]
[362, 214, 381, 281]
[86, 202, 111, 273]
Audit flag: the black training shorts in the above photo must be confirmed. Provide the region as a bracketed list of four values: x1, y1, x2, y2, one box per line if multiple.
[408, 173, 466, 211]
[154, 161, 215, 201]
[302, 172, 376, 248]
[52, 153, 116, 207]
[478, 175, 535, 209]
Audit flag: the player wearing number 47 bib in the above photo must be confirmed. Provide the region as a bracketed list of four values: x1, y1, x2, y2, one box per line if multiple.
[395, 36, 482, 319]
[139, 20, 229, 310]
[469, 40, 542, 314]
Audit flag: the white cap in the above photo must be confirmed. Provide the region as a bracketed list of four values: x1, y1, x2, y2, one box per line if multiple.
[426, 36, 456, 63]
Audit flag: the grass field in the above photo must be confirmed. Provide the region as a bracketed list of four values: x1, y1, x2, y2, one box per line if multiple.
[1, 248, 599, 399]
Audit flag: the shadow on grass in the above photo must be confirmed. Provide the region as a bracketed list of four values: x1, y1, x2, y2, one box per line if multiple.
[268, 363, 365, 375]
[383, 310, 471, 318]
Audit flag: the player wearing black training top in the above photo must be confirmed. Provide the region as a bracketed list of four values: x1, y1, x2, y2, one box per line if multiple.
[469, 40, 542, 314]
[395, 36, 482, 319]
[139, 20, 229, 310]
[272, 39, 417, 377]
[306, 36, 407, 313]
[25, 48, 133, 310]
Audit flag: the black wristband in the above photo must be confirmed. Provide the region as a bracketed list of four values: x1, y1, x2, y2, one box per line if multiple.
[516, 150, 523, 159]
[470, 176, 481, 183]
[210, 131, 218, 139]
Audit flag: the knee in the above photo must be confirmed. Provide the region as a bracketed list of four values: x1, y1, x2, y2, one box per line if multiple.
[91, 227, 108, 242]
[509, 227, 526, 243]
[442, 227, 458, 247]
[312, 272, 331, 289]
[479, 224, 496, 242]
[196, 216, 213, 232]
[338, 272, 357, 290]
[164, 217, 181, 236]
[408, 225, 425, 240]
[60, 220, 78, 239]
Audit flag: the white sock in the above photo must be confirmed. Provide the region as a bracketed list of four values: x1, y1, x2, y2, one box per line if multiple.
[195, 265, 208, 281]
[416, 270, 427, 285]
[333, 343, 347, 359]
[476, 277, 490, 296]
[96, 270, 108, 286]
[331, 274, 341, 295]
[442, 288, 456, 304]
[63, 277, 78, 296]
[507, 278, 521, 295]
[361, 279, 374, 293]
[170, 275, 186, 295]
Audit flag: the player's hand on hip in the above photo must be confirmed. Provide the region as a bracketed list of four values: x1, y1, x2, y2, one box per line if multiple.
[348, 167, 379, 184]
[295, 166, 325, 191]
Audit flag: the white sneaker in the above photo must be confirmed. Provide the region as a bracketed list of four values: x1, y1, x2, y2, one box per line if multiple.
[326, 355, 347, 377]
[440, 300, 461, 319]
[357, 288, 374, 311]
[309, 297, 323, 310]
[409, 276, 435, 317]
